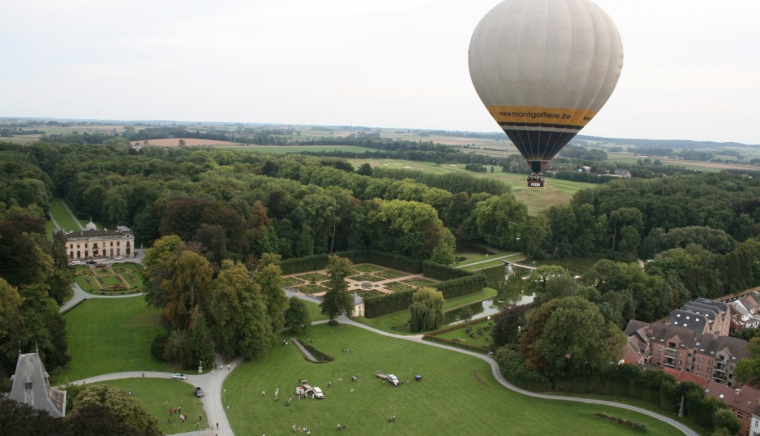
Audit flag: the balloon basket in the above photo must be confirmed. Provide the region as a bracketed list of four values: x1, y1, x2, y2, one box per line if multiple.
[527, 180, 546, 188]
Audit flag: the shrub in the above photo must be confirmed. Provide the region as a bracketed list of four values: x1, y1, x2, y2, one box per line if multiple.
[422, 260, 472, 280]
[593, 412, 648, 432]
[150, 332, 170, 362]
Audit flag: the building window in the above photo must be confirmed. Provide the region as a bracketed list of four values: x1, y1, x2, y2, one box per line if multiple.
[678, 360, 682, 365]
[698, 357, 702, 362]
[659, 347, 663, 352]
[698, 365, 702, 370]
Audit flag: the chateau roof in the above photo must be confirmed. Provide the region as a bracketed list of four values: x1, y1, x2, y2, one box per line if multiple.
[10, 353, 66, 418]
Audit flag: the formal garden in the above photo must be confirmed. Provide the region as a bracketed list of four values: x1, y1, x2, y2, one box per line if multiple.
[73, 262, 145, 295]
[283, 263, 440, 298]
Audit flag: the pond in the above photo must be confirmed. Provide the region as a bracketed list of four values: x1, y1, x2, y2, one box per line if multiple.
[445, 264, 533, 325]
[444, 256, 604, 325]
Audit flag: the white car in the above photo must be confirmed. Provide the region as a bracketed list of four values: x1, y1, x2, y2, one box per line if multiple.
[70, 260, 81, 266]
[172, 373, 187, 380]
[115, 256, 124, 260]
[312, 387, 324, 399]
[387, 375, 400, 386]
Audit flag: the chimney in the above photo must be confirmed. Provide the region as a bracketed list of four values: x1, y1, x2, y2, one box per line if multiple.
[735, 388, 741, 395]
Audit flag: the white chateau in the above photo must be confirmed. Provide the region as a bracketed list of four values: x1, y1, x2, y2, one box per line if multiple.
[65, 219, 136, 260]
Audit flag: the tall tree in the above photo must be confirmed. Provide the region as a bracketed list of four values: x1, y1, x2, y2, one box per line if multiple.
[161, 250, 214, 330]
[409, 287, 445, 332]
[520, 296, 626, 379]
[284, 296, 311, 333]
[67, 385, 162, 436]
[253, 253, 287, 333]
[320, 255, 355, 321]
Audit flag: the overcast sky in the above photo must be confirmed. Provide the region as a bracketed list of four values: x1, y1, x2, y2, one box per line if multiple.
[1, 0, 758, 144]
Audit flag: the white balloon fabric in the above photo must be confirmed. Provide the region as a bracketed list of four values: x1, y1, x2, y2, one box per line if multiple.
[469, 0, 623, 174]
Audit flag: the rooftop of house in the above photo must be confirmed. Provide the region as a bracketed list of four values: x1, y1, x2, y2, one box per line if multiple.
[705, 380, 760, 415]
[663, 367, 709, 389]
[10, 353, 66, 418]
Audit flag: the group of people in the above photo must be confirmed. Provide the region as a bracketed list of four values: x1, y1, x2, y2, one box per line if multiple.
[341, 349, 353, 353]
[292, 424, 311, 434]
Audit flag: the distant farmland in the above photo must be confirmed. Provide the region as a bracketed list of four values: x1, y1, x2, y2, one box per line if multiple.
[215, 145, 376, 153]
[132, 138, 241, 147]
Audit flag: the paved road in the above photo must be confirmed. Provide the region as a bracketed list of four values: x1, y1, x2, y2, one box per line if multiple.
[60, 282, 144, 312]
[65, 355, 243, 436]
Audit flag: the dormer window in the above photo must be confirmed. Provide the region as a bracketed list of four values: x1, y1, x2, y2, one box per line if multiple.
[24, 380, 32, 391]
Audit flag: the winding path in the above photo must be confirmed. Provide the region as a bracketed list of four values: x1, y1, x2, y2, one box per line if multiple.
[61, 285, 698, 436]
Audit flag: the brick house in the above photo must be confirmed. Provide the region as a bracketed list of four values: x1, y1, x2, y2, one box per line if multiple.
[704, 380, 760, 436]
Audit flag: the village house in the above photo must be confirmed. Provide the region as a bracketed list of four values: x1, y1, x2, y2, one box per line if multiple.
[704, 380, 760, 436]
[727, 292, 760, 331]
[65, 220, 136, 261]
[624, 320, 749, 387]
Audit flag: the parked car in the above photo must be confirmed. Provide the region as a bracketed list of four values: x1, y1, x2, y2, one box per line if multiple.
[387, 375, 400, 386]
[70, 260, 81, 266]
[115, 256, 124, 260]
[194, 387, 204, 397]
[312, 387, 324, 399]
[87, 260, 96, 265]
[172, 373, 187, 380]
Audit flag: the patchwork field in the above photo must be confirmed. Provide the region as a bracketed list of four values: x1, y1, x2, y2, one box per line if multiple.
[223, 324, 685, 436]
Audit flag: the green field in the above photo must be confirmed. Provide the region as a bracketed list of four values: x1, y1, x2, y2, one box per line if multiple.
[303, 300, 329, 323]
[433, 319, 493, 349]
[353, 288, 498, 334]
[45, 219, 57, 240]
[347, 159, 596, 215]
[60, 298, 174, 383]
[93, 378, 208, 435]
[224, 324, 684, 436]
[215, 145, 375, 154]
[49, 198, 82, 233]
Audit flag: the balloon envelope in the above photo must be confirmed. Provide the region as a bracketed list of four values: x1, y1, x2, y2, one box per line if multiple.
[468, 0, 624, 173]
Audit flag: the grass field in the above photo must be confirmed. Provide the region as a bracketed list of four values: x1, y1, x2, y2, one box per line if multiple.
[455, 252, 519, 268]
[303, 300, 329, 323]
[93, 378, 208, 435]
[224, 324, 684, 436]
[353, 288, 499, 334]
[49, 198, 82, 233]
[60, 298, 174, 383]
[347, 159, 596, 215]
[45, 219, 57, 240]
[434, 319, 493, 349]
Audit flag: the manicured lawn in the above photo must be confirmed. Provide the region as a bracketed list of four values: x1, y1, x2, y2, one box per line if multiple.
[97, 275, 125, 287]
[303, 301, 329, 323]
[284, 277, 306, 287]
[224, 324, 684, 436]
[296, 273, 329, 282]
[374, 270, 407, 279]
[59, 298, 174, 383]
[434, 320, 494, 349]
[354, 264, 385, 273]
[92, 378, 209, 435]
[401, 278, 437, 287]
[74, 275, 100, 292]
[349, 274, 384, 282]
[460, 255, 526, 272]
[295, 284, 329, 295]
[49, 198, 81, 233]
[384, 282, 414, 293]
[355, 289, 386, 299]
[46, 219, 57, 240]
[455, 252, 519, 267]
[353, 288, 499, 334]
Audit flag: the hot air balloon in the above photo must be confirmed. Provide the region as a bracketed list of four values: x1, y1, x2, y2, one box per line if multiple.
[468, 0, 623, 187]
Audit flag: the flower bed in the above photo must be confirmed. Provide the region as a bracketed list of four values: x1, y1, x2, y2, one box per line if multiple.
[374, 270, 408, 280]
[294, 284, 329, 295]
[349, 274, 384, 282]
[296, 273, 329, 282]
[401, 278, 438, 287]
[354, 264, 385, 273]
[384, 282, 415, 293]
[283, 277, 305, 287]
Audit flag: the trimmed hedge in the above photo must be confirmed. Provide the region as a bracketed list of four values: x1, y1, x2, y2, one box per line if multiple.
[364, 275, 486, 318]
[434, 275, 486, 299]
[593, 412, 647, 432]
[281, 250, 422, 275]
[422, 260, 472, 281]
